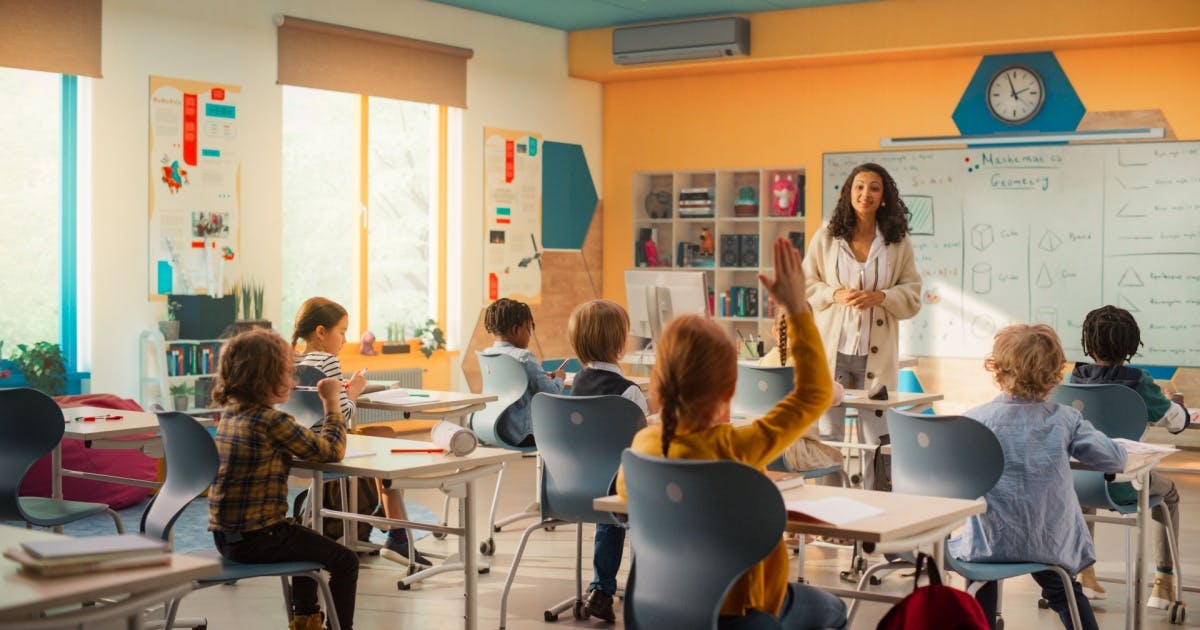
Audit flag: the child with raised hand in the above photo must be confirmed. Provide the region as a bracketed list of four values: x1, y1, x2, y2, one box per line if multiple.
[480, 297, 565, 447]
[208, 328, 358, 630]
[617, 237, 847, 630]
[292, 297, 430, 568]
[566, 299, 648, 622]
[1069, 305, 1188, 606]
[950, 324, 1126, 630]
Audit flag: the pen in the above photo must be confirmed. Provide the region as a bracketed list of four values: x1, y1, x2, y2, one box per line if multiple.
[556, 358, 570, 371]
[73, 414, 123, 422]
[390, 448, 445, 454]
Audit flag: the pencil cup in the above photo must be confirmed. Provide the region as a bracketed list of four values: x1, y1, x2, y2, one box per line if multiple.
[431, 421, 478, 456]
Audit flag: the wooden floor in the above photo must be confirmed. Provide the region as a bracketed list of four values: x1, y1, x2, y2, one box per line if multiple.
[171, 450, 1200, 629]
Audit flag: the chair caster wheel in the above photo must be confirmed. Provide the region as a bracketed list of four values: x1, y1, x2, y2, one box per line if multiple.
[544, 611, 559, 622]
[1170, 602, 1186, 624]
[493, 525, 502, 533]
[869, 575, 882, 586]
[572, 600, 587, 620]
[1037, 598, 1050, 609]
[433, 531, 447, 540]
[995, 618, 1004, 630]
[480, 538, 496, 556]
[478, 567, 490, 575]
[397, 581, 412, 591]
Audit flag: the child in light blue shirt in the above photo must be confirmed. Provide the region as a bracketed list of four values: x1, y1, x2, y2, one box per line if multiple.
[480, 298, 565, 446]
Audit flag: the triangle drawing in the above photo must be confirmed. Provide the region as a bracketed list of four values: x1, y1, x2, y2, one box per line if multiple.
[1119, 294, 1140, 313]
[1118, 267, 1144, 287]
[1036, 264, 1053, 288]
[1038, 231, 1063, 252]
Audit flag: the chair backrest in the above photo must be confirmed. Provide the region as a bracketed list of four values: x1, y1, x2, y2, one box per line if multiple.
[141, 411, 219, 541]
[1050, 383, 1147, 441]
[731, 364, 792, 419]
[277, 364, 327, 428]
[886, 409, 1004, 500]
[531, 393, 645, 524]
[0, 388, 66, 521]
[621, 450, 786, 630]
[471, 352, 531, 447]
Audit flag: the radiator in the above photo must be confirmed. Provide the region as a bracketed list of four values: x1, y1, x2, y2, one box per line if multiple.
[356, 368, 424, 426]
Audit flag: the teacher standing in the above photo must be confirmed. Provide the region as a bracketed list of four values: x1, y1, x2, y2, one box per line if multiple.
[802, 162, 922, 488]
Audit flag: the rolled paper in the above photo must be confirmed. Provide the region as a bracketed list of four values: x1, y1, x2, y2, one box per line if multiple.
[431, 420, 478, 456]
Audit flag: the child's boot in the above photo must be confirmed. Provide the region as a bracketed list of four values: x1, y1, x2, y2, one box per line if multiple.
[1078, 564, 1107, 600]
[288, 611, 324, 630]
[1147, 570, 1175, 610]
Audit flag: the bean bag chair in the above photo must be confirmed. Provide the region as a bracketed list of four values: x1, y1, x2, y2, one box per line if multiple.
[18, 394, 158, 509]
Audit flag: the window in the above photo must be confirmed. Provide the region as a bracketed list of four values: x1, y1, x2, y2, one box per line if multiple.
[0, 67, 87, 372]
[281, 86, 440, 341]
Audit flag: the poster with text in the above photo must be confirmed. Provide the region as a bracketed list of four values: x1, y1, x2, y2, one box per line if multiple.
[148, 76, 242, 298]
[483, 128, 542, 304]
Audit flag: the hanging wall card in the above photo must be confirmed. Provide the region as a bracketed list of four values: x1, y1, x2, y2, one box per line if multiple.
[483, 128, 543, 304]
[148, 76, 242, 298]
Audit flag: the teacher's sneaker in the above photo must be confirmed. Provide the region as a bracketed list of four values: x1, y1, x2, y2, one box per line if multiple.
[1079, 565, 1107, 600]
[1146, 572, 1175, 610]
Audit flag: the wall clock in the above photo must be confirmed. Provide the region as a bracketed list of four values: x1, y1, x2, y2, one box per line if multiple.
[985, 64, 1045, 125]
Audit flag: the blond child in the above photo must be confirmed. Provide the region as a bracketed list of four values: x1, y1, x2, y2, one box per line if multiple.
[950, 324, 1126, 630]
[566, 299, 648, 621]
[208, 328, 358, 630]
[480, 297, 565, 447]
[616, 238, 847, 629]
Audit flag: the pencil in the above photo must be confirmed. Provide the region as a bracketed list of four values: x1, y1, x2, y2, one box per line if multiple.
[390, 448, 445, 454]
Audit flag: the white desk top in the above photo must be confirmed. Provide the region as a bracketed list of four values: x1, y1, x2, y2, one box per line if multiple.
[356, 388, 497, 413]
[594, 483, 984, 544]
[838, 390, 943, 411]
[290, 434, 521, 480]
[60, 406, 213, 440]
[0, 525, 219, 620]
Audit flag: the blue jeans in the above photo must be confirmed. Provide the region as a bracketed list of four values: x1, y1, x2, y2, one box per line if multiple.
[589, 522, 625, 595]
[718, 583, 847, 630]
[975, 570, 1097, 630]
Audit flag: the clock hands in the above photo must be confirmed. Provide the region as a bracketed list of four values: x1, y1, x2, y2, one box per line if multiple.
[1006, 74, 1018, 101]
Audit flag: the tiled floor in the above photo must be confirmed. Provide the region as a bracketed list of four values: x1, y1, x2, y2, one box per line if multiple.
[173, 450, 1200, 629]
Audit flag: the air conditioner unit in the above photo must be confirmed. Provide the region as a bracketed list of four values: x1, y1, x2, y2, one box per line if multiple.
[613, 17, 749, 65]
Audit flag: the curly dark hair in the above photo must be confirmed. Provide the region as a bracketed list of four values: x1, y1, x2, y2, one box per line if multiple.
[212, 328, 293, 408]
[827, 163, 911, 245]
[484, 297, 534, 339]
[1081, 305, 1142, 364]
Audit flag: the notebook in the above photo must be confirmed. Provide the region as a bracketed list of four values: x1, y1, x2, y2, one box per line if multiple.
[22, 533, 168, 560]
[785, 497, 883, 526]
[4, 546, 170, 577]
[360, 389, 440, 405]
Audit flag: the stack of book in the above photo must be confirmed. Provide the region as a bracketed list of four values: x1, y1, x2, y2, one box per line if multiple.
[678, 188, 714, 218]
[4, 534, 171, 578]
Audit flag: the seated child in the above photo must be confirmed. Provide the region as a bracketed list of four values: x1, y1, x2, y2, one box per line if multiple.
[208, 328, 358, 630]
[617, 238, 847, 630]
[1069, 305, 1189, 606]
[950, 324, 1126, 630]
[480, 297, 565, 447]
[566, 299, 648, 622]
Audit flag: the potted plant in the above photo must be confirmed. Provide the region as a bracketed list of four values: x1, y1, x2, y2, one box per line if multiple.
[169, 382, 194, 412]
[410, 319, 446, 359]
[382, 322, 410, 354]
[159, 301, 181, 341]
[228, 278, 271, 334]
[10, 341, 67, 396]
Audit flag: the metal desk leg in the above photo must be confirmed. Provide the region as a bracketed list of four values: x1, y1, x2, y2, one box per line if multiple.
[51, 443, 63, 533]
[312, 470, 325, 535]
[1135, 470, 1149, 630]
[463, 478, 478, 630]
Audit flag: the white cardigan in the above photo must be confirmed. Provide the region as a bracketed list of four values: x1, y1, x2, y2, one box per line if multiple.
[801, 225, 922, 390]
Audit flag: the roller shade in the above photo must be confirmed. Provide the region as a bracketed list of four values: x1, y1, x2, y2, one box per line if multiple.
[277, 15, 472, 108]
[0, 0, 101, 77]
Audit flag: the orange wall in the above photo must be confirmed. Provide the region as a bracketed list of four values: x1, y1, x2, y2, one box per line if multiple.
[599, 40, 1200, 303]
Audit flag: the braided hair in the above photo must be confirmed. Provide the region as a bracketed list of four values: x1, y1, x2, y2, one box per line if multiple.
[775, 310, 789, 367]
[828, 163, 911, 245]
[292, 297, 348, 348]
[485, 297, 534, 339]
[1081, 305, 1142, 364]
[650, 315, 737, 456]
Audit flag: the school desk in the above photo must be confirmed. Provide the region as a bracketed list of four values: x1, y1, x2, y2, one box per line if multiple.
[355, 385, 497, 429]
[290, 433, 520, 630]
[0, 524, 219, 623]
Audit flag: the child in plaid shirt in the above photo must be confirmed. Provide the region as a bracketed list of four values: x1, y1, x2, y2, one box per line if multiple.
[207, 328, 358, 630]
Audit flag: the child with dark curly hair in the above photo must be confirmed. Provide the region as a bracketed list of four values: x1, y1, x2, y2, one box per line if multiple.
[480, 297, 565, 447]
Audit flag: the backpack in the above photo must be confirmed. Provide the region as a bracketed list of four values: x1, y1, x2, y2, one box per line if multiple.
[876, 553, 990, 630]
[292, 476, 382, 543]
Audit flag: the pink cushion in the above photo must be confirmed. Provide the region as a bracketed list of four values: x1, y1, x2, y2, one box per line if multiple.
[19, 394, 158, 510]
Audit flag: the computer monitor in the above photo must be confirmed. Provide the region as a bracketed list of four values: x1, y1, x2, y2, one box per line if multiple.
[624, 269, 710, 350]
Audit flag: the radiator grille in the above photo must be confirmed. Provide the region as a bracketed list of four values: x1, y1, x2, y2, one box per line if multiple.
[356, 368, 424, 425]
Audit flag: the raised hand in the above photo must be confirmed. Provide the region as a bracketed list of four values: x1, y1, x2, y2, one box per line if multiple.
[758, 237, 809, 314]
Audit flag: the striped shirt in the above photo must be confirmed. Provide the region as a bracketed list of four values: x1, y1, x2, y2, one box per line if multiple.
[296, 351, 356, 421]
[207, 403, 346, 533]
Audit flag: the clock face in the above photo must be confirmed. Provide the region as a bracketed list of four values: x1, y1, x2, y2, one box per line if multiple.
[986, 65, 1046, 125]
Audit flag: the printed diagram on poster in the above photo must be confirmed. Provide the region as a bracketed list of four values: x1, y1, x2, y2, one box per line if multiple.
[148, 76, 242, 298]
[483, 128, 543, 303]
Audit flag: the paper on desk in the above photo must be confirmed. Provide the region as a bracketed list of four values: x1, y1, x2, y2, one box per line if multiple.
[785, 497, 883, 526]
[361, 389, 439, 405]
[341, 448, 375, 460]
[1111, 438, 1177, 455]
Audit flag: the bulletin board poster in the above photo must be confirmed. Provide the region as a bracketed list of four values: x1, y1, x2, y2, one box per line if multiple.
[148, 76, 242, 298]
[483, 128, 543, 304]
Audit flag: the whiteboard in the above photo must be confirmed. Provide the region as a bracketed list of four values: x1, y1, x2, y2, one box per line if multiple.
[823, 142, 1200, 366]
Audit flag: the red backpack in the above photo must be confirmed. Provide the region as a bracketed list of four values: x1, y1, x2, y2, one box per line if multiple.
[877, 553, 990, 630]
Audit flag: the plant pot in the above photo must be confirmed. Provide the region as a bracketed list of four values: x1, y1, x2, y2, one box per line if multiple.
[159, 320, 181, 341]
[734, 203, 758, 217]
[381, 342, 411, 354]
[173, 395, 190, 412]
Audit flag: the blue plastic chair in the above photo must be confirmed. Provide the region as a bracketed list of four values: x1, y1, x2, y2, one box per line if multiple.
[146, 411, 342, 630]
[1052, 383, 1184, 620]
[473, 352, 541, 552]
[731, 364, 846, 484]
[277, 365, 329, 428]
[498, 393, 645, 628]
[620, 450, 787, 630]
[876, 409, 1082, 630]
[0, 387, 124, 533]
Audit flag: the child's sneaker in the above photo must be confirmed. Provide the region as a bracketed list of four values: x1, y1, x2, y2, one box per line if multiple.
[584, 589, 616, 622]
[1146, 571, 1175, 610]
[380, 529, 432, 568]
[1079, 565, 1107, 600]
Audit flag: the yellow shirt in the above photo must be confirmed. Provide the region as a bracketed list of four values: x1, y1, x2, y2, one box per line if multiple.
[616, 312, 831, 618]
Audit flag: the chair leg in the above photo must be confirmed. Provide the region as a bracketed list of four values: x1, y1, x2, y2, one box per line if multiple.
[1156, 503, 1185, 605]
[107, 508, 125, 533]
[499, 519, 560, 630]
[311, 571, 343, 630]
[1050, 566, 1083, 630]
[486, 461, 507, 534]
[494, 455, 542, 531]
[280, 576, 294, 621]
[544, 525, 587, 622]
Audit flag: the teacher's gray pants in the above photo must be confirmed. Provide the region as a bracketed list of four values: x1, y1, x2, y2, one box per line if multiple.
[817, 353, 886, 488]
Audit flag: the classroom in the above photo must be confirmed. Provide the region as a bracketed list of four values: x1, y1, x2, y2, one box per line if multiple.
[1, 0, 1199, 628]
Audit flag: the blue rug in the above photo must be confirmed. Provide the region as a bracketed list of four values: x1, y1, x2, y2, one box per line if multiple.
[6, 490, 438, 553]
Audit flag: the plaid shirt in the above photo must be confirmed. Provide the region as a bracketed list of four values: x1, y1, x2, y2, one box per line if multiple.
[208, 402, 346, 532]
